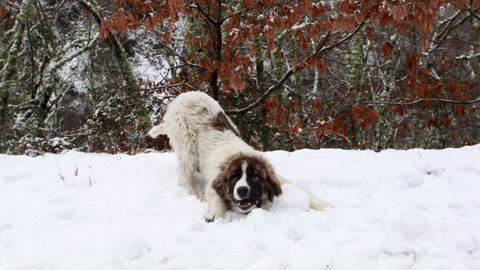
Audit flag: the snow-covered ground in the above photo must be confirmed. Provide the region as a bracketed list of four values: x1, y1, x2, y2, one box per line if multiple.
[1, 146, 480, 270]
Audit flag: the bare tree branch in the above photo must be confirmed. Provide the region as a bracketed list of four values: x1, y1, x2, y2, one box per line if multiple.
[366, 97, 480, 106]
[225, 67, 295, 114]
[456, 52, 480, 60]
[424, 9, 470, 55]
[221, 7, 249, 23]
[161, 43, 203, 69]
[466, 6, 480, 21]
[142, 81, 197, 91]
[315, 17, 367, 57]
[193, 1, 218, 25]
[226, 17, 368, 114]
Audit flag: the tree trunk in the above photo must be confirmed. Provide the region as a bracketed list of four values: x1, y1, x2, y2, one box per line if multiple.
[206, 1, 222, 100]
[79, 0, 139, 92]
[34, 36, 98, 125]
[79, 0, 150, 130]
[0, 0, 34, 126]
[346, 34, 365, 147]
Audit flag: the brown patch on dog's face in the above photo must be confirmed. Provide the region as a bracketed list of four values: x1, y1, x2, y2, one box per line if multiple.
[212, 154, 282, 214]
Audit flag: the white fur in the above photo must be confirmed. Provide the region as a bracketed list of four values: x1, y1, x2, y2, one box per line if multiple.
[148, 91, 331, 221]
[233, 161, 250, 201]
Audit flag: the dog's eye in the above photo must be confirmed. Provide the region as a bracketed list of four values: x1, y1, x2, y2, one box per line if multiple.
[228, 169, 242, 182]
[250, 175, 262, 182]
[228, 176, 239, 182]
[247, 167, 257, 176]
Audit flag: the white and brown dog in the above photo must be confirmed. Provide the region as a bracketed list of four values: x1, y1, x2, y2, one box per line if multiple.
[148, 91, 331, 222]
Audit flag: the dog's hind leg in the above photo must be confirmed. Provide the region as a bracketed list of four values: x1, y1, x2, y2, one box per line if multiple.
[177, 153, 199, 197]
[174, 119, 201, 198]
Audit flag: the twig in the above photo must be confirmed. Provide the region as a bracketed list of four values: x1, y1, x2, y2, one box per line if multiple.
[162, 44, 203, 69]
[56, 163, 67, 186]
[456, 52, 480, 60]
[366, 97, 480, 106]
[226, 67, 296, 114]
[424, 9, 470, 55]
[221, 8, 250, 23]
[315, 17, 367, 57]
[467, 6, 480, 22]
[193, 1, 218, 25]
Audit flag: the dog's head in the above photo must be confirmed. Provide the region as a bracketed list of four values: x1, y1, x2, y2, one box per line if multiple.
[212, 154, 282, 214]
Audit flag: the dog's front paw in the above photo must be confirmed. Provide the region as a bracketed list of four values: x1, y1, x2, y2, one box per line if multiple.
[205, 215, 216, 223]
[205, 209, 225, 223]
[205, 212, 220, 223]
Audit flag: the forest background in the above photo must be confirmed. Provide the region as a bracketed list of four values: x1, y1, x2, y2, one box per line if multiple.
[1, 0, 479, 155]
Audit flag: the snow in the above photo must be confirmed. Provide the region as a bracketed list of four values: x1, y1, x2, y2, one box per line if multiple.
[133, 53, 169, 83]
[129, 28, 171, 84]
[57, 48, 89, 94]
[1, 146, 480, 270]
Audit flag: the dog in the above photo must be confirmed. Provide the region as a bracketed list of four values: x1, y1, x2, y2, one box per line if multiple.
[148, 91, 331, 222]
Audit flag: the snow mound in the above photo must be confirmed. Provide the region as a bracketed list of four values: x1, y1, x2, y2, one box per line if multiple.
[271, 183, 310, 211]
[1, 146, 480, 270]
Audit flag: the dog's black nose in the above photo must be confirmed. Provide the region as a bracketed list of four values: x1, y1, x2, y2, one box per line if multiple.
[237, 186, 249, 198]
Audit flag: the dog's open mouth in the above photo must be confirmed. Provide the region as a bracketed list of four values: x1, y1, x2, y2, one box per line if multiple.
[235, 199, 257, 213]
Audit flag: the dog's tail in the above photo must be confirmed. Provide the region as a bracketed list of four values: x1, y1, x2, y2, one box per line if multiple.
[147, 123, 166, 138]
[307, 192, 333, 211]
[278, 176, 333, 211]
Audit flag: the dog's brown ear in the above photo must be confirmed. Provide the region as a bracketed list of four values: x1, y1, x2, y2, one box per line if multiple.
[265, 167, 283, 202]
[212, 173, 228, 198]
[213, 112, 240, 136]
